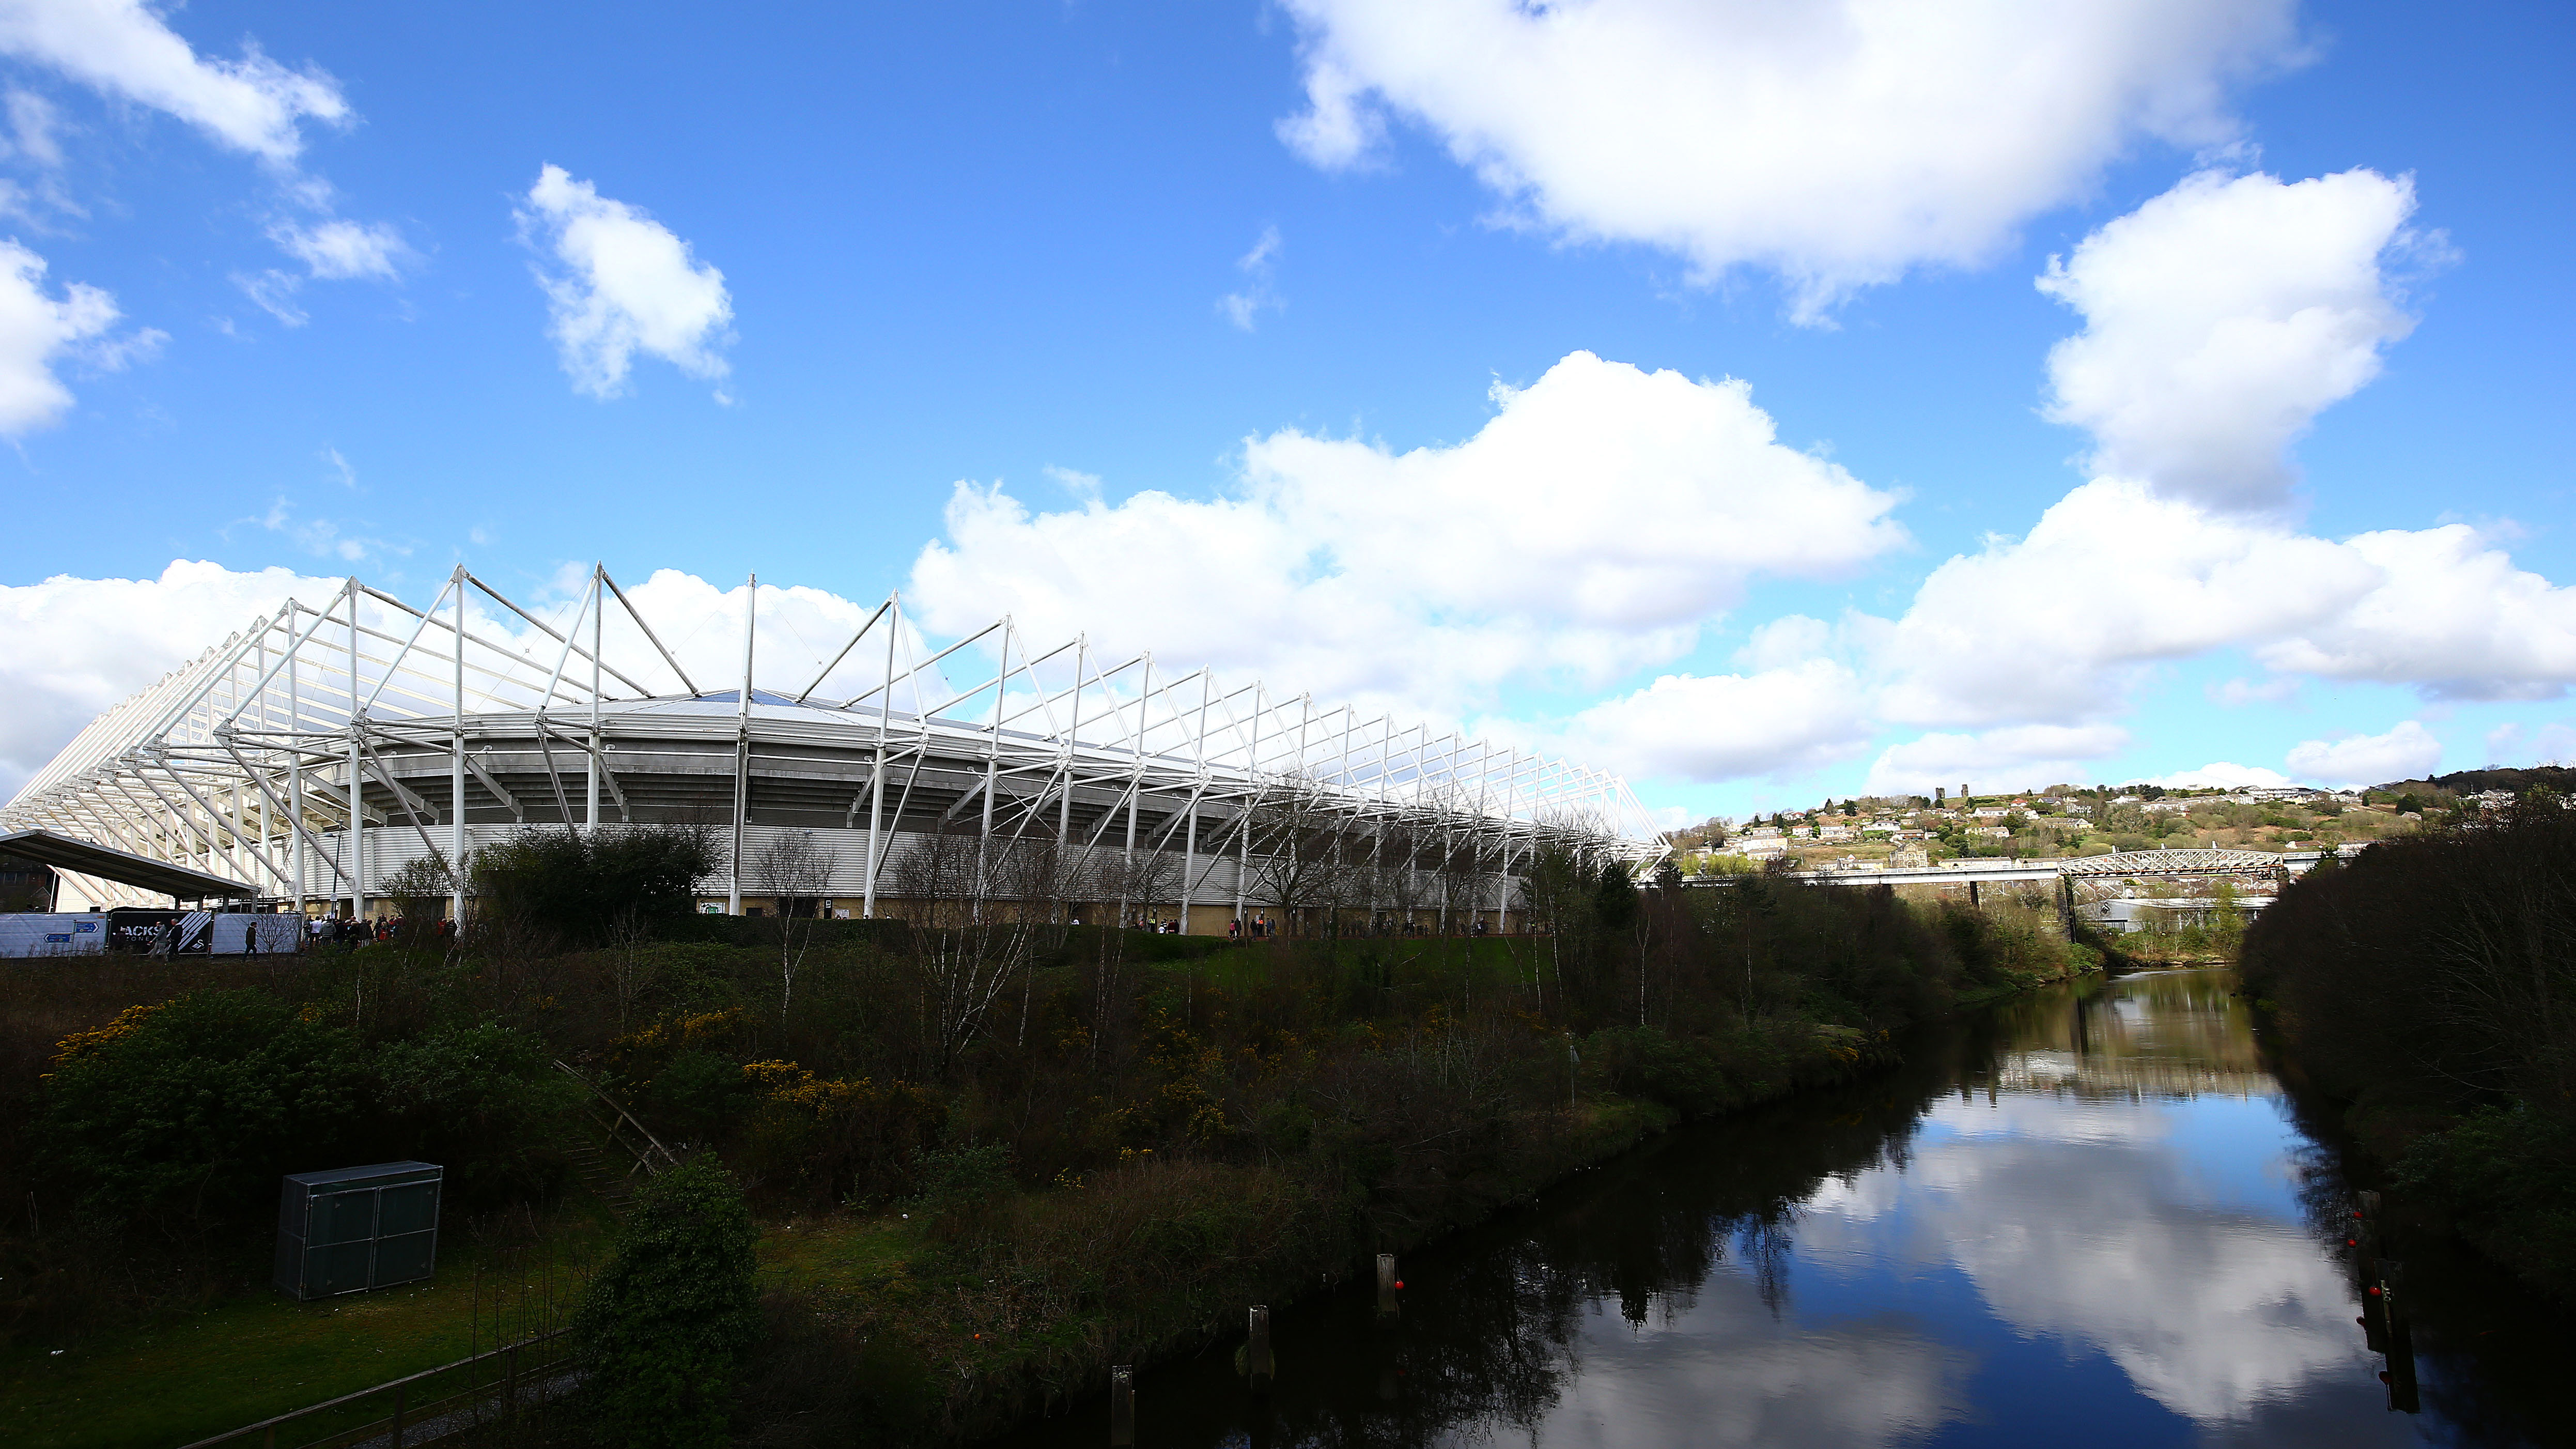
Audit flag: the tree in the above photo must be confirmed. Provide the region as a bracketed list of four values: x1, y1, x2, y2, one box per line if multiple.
[893, 830, 1067, 1066]
[470, 823, 718, 945]
[1243, 773, 1357, 938]
[573, 1157, 762, 1449]
[750, 829, 838, 1020]
[379, 852, 455, 935]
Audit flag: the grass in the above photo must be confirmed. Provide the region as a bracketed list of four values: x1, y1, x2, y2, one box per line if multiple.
[0, 1214, 609, 1449]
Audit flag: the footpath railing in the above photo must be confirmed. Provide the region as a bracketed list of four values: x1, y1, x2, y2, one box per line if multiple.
[174, 1328, 574, 1449]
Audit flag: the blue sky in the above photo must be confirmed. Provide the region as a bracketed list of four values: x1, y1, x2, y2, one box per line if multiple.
[2, 0, 2571, 824]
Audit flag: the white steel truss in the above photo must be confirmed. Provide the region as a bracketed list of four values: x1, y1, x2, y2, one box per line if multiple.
[3, 566, 1667, 918]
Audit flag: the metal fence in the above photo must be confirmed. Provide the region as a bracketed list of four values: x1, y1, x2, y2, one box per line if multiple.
[175, 1328, 575, 1449]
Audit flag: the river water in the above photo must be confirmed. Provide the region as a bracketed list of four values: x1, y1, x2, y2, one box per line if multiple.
[1001, 968, 2559, 1448]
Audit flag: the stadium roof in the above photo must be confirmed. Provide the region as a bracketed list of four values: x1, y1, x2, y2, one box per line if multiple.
[0, 828, 258, 901]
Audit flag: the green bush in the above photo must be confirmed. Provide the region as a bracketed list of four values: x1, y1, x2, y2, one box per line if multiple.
[906, 1141, 1014, 1238]
[38, 990, 365, 1226]
[367, 1022, 577, 1207]
[471, 823, 718, 946]
[2394, 1105, 2576, 1297]
[573, 1158, 763, 1449]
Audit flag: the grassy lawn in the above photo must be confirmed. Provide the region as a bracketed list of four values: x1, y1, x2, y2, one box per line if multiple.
[0, 1215, 610, 1449]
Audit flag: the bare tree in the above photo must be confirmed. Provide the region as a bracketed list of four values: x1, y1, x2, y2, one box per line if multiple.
[893, 830, 1078, 1069]
[1375, 821, 1428, 935]
[605, 905, 656, 1032]
[751, 829, 839, 1020]
[1245, 773, 1358, 938]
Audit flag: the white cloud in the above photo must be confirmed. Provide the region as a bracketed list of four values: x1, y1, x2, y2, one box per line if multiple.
[518, 164, 733, 399]
[1860, 723, 2129, 796]
[241, 495, 402, 563]
[0, 0, 346, 163]
[230, 267, 305, 326]
[2284, 720, 2440, 787]
[2, 87, 63, 168]
[1218, 224, 1282, 331]
[0, 236, 153, 431]
[2142, 762, 2292, 790]
[2039, 169, 2425, 510]
[1869, 479, 2576, 734]
[2251, 521, 2576, 699]
[908, 350, 1906, 713]
[1275, 0, 2299, 316]
[1559, 659, 1874, 784]
[271, 216, 407, 280]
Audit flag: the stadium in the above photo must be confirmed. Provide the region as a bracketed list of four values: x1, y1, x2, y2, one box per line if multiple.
[2, 566, 1665, 933]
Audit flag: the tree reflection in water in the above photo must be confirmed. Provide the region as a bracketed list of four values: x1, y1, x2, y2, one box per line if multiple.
[991, 969, 2556, 1449]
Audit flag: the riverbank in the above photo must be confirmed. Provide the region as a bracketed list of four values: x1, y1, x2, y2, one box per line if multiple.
[2238, 798, 2575, 1300]
[981, 966, 2563, 1449]
[739, 1021, 1906, 1445]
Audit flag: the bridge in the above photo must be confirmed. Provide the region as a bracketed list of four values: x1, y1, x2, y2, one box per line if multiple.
[1687, 846, 2362, 889]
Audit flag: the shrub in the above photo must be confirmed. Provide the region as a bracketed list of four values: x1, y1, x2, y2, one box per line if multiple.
[906, 1141, 1015, 1238]
[366, 1022, 577, 1207]
[471, 824, 718, 946]
[2394, 1105, 2576, 1297]
[38, 990, 364, 1226]
[573, 1157, 763, 1449]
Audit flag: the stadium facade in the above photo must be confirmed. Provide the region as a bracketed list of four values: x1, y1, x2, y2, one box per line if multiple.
[2, 567, 1665, 931]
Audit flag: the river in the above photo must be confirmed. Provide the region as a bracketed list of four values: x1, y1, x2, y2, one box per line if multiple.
[995, 967, 2559, 1448]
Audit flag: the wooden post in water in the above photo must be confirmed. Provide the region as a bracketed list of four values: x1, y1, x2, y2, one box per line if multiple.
[1247, 1305, 1274, 1393]
[2381, 1260, 2420, 1414]
[1109, 1365, 1135, 1446]
[1376, 1253, 1400, 1317]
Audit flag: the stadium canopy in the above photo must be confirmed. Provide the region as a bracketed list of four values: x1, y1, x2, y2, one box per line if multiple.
[0, 828, 257, 903]
[2, 566, 1665, 920]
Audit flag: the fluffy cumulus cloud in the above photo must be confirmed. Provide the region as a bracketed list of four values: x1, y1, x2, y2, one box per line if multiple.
[519, 164, 734, 399]
[1849, 478, 2576, 782]
[0, 560, 349, 799]
[1559, 658, 1874, 784]
[2284, 720, 2441, 787]
[1884, 483, 2576, 719]
[2039, 169, 2426, 511]
[908, 350, 1906, 713]
[0, 0, 347, 162]
[1275, 0, 2298, 315]
[0, 236, 156, 433]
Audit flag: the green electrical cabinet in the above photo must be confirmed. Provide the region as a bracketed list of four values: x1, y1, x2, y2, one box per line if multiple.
[274, 1162, 443, 1300]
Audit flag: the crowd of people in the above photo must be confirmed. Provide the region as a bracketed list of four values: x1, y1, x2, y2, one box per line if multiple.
[306, 912, 454, 947]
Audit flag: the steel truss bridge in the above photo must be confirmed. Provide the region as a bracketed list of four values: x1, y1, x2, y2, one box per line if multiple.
[1789, 848, 2329, 888]
[2, 566, 1664, 924]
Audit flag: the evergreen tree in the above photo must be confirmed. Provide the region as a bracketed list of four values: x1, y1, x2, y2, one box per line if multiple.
[574, 1158, 763, 1448]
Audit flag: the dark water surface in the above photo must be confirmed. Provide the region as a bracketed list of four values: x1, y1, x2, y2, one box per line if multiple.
[996, 969, 2562, 1448]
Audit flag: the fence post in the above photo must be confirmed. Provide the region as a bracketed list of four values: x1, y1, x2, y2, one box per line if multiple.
[1109, 1365, 1135, 1446]
[506, 1340, 521, 1422]
[390, 1383, 407, 1448]
[1247, 1305, 1273, 1393]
